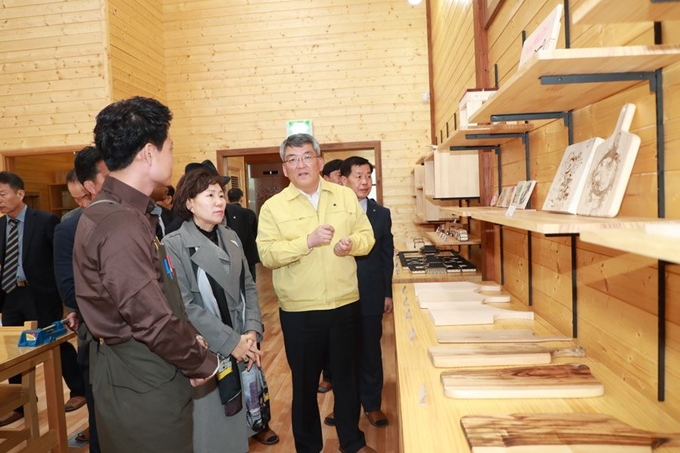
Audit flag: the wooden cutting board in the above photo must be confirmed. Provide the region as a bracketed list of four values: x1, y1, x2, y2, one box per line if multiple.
[461, 413, 680, 452]
[542, 136, 604, 214]
[437, 329, 572, 344]
[441, 363, 604, 398]
[418, 290, 511, 309]
[414, 281, 501, 295]
[427, 344, 585, 367]
[428, 302, 534, 326]
[577, 103, 641, 217]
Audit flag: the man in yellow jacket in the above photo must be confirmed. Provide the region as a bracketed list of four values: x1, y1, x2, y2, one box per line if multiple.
[257, 133, 376, 453]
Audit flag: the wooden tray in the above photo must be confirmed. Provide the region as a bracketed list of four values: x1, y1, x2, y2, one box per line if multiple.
[428, 303, 534, 326]
[441, 363, 604, 399]
[461, 413, 680, 452]
[427, 344, 585, 368]
[436, 329, 572, 344]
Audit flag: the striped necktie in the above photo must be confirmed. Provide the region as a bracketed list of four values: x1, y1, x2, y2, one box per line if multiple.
[2, 218, 19, 293]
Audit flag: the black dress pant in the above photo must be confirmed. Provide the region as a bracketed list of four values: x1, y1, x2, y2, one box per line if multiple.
[359, 313, 384, 413]
[280, 302, 366, 453]
[2, 286, 85, 414]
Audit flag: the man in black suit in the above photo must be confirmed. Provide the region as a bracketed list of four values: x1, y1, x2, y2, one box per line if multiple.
[325, 156, 394, 428]
[53, 146, 108, 451]
[226, 187, 260, 281]
[0, 171, 86, 426]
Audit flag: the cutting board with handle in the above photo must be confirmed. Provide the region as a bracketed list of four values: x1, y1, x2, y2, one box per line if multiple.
[441, 363, 604, 398]
[428, 302, 534, 326]
[418, 290, 511, 309]
[577, 103, 641, 217]
[427, 344, 585, 368]
[437, 329, 572, 344]
[414, 281, 501, 295]
[461, 413, 680, 452]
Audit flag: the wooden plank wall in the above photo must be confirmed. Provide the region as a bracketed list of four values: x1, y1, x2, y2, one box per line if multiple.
[0, 0, 110, 151]
[429, 0, 680, 420]
[109, 0, 165, 101]
[162, 0, 431, 240]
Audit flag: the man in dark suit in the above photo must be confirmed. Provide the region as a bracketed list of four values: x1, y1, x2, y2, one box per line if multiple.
[226, 187, 260, 281]
[0, 171, 86, 426]
[53, 146, 108, 451]
[326, 156, 394, 428]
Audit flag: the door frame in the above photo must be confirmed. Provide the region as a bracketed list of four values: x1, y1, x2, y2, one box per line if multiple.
[217, 141, 383, 204]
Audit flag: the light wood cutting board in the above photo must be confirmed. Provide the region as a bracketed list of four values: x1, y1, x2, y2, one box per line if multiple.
[436, 329, 572, 344]
[418, 290, 511, 309]
[441, 363, 604, 398]
[428, 302, 534, 326]
[461, 413, 680, 452]
[414, 281, 501, 295]
[427, 344, 585, 367]
[577, 103, 641, 217]
[542, 136, 604, 214]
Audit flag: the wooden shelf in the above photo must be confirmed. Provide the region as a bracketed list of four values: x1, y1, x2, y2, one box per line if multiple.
[425, 231, 481, 248]
[573, 0, 680, 24]
[580, 223, 680, 265]
[469, 45, 680, 124]
[464, 209, 658, 235]
[438, 122, 534, 150]
[440, 206, 507, 218]
[416, 151, 434, 165]
[413, 216, 447, 226]
[391, 284, 680, 453]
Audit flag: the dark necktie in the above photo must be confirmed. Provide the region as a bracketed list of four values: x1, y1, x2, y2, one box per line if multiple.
[2, 218, 19, 293]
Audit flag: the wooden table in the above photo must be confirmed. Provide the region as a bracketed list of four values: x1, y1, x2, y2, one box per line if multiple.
[391, 283, 680, 452]
[0, 327, 73, 452]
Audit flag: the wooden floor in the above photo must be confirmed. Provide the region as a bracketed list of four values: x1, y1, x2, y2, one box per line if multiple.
[7, 264, 400, 452]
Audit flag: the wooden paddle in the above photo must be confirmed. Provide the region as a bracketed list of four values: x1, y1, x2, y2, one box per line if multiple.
[417, 290, 511, 309]
[414, 281, 501, 295]
[436, 329, 572, 344]
[427, 344, 585, 367]
[577, 103, 641, 217]
[428, 302, 534, 326]
[441, 363, 604, 399]
[461, 413, 680, 452]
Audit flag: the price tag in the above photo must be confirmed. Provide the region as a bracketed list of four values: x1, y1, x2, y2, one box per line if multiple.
[418, 384, 427, 404]
[505, 205, 517, 217]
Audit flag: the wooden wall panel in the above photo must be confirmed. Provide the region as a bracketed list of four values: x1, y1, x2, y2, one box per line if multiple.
[162, 0, 430, 241]
[109, 0, 165, 101]
[0, 0, 109, 151]
[430, 0, 680, 421]
[429, 0, 474, 143]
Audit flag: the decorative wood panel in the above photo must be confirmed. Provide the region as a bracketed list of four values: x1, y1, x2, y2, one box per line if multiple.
[163, 0, 430, 241]
[0, 0, 108, 151]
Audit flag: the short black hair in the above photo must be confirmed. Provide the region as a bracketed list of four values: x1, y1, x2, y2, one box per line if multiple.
[66, 168, 79, 184]
[0, 172, 24, 191]
[173, 169, 224, 221]
[227, 188, 243, 203]
[74, 146, 103, 185]
[93, 96, 172, 172]
[339, 156, 373, 177]
[322, 159, 343, 176]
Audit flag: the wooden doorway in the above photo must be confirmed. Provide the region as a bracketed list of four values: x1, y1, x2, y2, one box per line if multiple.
[217, 141, 383, 211]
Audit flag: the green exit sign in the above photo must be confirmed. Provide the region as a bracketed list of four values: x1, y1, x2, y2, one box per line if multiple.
[286, 120, 313, 136]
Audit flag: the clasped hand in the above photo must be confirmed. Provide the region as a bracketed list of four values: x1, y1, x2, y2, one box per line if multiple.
[307, 224, 353, 257]
[232, 331, 261, 371]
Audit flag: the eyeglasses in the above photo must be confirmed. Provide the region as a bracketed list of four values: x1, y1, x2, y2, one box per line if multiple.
[283, 153, 318, 166]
